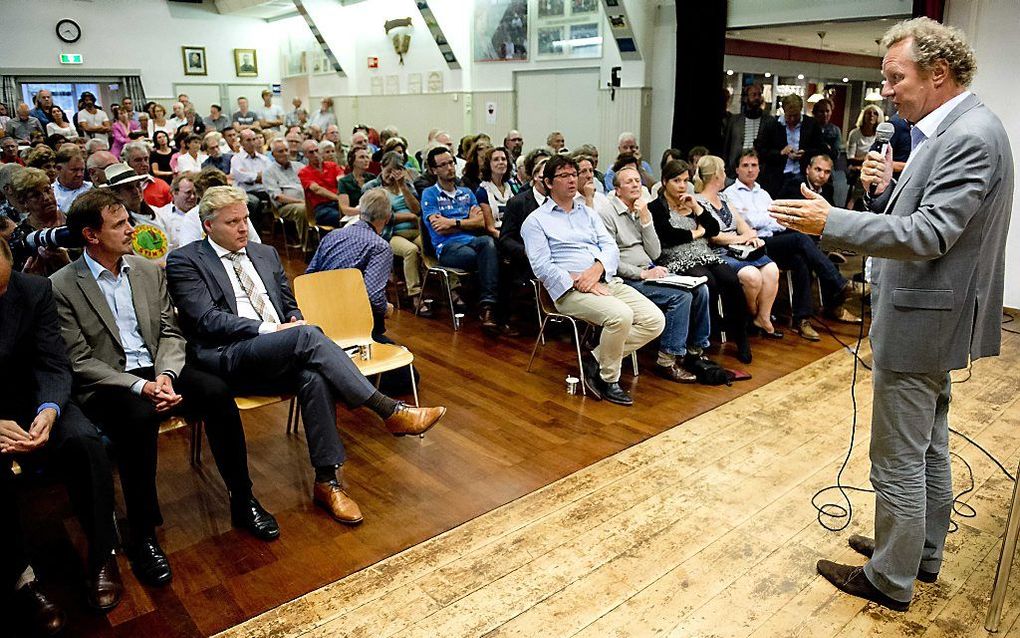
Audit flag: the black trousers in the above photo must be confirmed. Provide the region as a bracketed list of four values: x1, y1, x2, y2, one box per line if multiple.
[763, 230, 848, 321]
[214, 325, 377, 468]
[686, 262, 748, 346]
[496, 246, 534, 324]
[2, 402, 116, 586]
[83, 365, 252, 540]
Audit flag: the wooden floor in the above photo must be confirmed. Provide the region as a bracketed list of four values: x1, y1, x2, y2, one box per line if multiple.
[9, 242, 946, 637]
[215, 333, 1020, 638]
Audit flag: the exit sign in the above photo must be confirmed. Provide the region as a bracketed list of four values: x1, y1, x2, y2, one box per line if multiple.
[59, 53, 83, 64]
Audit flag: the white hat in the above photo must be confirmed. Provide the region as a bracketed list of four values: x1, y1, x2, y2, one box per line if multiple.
[98, 162, 150, 188]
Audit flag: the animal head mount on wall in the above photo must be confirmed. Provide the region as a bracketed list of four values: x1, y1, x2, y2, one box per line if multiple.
[384, 17, 414, 65]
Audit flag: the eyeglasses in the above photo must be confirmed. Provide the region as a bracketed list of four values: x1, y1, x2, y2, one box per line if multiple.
[508, 137, 523, 142]
[433, 159, 456, 168]
[554, 172, 578, 180]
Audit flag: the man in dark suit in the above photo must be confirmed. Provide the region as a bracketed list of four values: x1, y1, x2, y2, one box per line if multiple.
[1, 237, 116, 634]
[779, 153, 835, 204]
[754, 93, 826, 198]
[772, 18, 1014, 611]
[165, 186, 446, 525]
[498, 149, 551, 330]
[52, 189, 279, 592]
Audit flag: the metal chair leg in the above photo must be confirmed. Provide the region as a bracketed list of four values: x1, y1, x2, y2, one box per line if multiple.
[631, 352, 639, 376]
[527, 316, 551, 372]
[190, 420, 203, 466]
[416, 270, 433, 317]
[531, 280, 546, 345]
[570, 318, 587, 396]
[441, 271, 458, 330]
[409, 363, 420, 407]
[985, 458, 1020, 631]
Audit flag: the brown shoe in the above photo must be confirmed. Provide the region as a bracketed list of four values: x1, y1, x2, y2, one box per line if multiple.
[655, 363, 697, 383]
[848, 535, 938, 583]
[796, 319, 821, 341]
[88, 556, 123, 612]
[480, 306, 499, 333]
[816, 560, 909, 612]
[16, 580, 66, 636]
[827, 305, 863, 324]
[313, 480, 363, 524]
[384, 404, 446, 437]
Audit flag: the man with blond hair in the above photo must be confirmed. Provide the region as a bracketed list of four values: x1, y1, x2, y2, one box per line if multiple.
[771, 17, 1014, 611]
[166, 186, 447, 525]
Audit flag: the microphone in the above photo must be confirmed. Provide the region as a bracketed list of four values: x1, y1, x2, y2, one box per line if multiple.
[868, 121, 896, 196]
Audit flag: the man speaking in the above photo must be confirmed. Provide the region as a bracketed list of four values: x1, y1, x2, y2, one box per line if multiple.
[769, 18, 1014, 611]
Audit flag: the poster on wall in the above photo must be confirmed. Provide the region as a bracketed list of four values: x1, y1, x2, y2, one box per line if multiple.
[234, 49, 258, 77]
[533, 0, 603, 60]
[474, 0, 528, 61]
[537, 27, 563, 56]
[182, 46, 207, 76]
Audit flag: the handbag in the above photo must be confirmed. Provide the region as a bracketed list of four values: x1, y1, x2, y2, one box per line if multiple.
[726, 243, 767, 262]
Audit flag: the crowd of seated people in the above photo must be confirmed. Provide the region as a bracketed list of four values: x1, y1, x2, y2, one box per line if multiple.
[1, 85, 867, 635]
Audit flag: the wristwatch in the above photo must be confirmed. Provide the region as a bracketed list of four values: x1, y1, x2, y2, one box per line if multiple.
[455, 219, 461, 227]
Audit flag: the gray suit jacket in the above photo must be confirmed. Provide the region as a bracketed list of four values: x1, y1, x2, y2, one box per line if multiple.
[51, 254, 187, 403]
[821, 93, 1014, 373]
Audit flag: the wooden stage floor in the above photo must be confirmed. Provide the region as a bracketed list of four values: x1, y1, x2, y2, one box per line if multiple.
[13, 247, 1019, 637]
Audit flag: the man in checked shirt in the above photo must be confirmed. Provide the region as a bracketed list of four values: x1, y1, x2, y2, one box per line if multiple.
[307, 188, 395, 338]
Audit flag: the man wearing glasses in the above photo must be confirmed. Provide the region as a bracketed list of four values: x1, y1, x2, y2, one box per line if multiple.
[421, 146, 500, 332]
[522, 155, 664, 406]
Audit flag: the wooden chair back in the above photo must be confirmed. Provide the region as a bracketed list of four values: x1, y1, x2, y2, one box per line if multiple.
[294, 269, 373, 347]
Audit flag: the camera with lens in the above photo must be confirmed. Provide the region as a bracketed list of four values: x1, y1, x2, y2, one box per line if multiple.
[8, 225, 82, 267]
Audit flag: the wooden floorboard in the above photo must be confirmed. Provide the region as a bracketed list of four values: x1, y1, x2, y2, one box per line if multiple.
[212, 330, 1020, 638]
[14, 238, 1017, 637]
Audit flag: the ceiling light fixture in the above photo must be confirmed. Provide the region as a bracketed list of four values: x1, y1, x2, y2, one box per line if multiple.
[807, 31, 827, 104]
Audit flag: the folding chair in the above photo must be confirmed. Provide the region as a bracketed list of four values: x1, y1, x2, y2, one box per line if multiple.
[416, 215, 469, 331]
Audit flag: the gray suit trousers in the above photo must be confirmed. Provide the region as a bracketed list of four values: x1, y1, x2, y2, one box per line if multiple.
[219, 325, 377, 467]
[864, 364, 953, 602]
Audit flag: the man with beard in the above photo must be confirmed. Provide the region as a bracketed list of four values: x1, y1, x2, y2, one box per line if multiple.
[723, 82, 767, 177]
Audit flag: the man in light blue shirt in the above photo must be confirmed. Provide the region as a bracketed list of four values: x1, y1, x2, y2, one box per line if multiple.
[522, 155, 663, 406]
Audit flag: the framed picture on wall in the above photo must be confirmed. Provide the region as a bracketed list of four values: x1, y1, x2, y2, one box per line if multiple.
[474, 0, 528, 62]
[234, 49, 258, 77]
[182, 46, 207, 76]
[537, 27, 564, 56]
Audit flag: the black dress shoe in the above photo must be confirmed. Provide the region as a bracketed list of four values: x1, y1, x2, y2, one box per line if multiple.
[735, 341, 752, 364]
[16, 581, 66, 636]
[88, 556, 124, 612]
[581, 352, 603, 400]
[231, 496, 281, 541]
[130, 536, 173, 587]
[848, 534, 939, 583]
[602, 382, 633, 406]
[816, 559, 910, 612]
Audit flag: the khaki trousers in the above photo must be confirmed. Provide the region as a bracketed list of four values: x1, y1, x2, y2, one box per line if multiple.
[390, 231, 422, 296]
[554, 279, 665, 383]
[277, 202, 308, 244]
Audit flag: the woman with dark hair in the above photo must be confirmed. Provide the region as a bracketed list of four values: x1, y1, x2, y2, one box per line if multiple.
[46, 105, 78, 140]
[461, 139, 492, 192]
[336, 146, 375, 218]
[476, 146, 516, 238]
[110, 105, 139, 158]
[649, 159, 752, 363]
[150, 130, 174, 184]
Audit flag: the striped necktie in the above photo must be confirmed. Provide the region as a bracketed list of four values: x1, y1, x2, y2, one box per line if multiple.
[225, 252, 280, 323]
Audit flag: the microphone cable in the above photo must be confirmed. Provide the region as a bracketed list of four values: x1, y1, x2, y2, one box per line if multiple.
[810, 271, 1016, 533]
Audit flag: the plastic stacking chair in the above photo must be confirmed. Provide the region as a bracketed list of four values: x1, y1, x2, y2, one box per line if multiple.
[294, 269, 420, 406]
[415, 216, 469, 331]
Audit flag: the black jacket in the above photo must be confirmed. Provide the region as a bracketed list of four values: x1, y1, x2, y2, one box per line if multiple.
[754, 114, 826, 198]
[499, 187, 542, 262]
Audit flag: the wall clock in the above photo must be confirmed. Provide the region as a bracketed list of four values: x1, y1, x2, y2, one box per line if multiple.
[57, 19, 82, 44]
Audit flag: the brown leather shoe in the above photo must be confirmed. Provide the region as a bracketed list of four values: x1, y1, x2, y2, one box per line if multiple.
[816, 559, 909, 612]
[313, 480, 363, 524]
[16, 580, 66, 636]
[827, 305, 863, 324]
[480, 306, 499, 333]
[796, 319, 821, 341]
[88, 556, 123, 612]
[384, 404, 446, 436]
[848, 535, 939, 583]
[654, 363, 697, 383]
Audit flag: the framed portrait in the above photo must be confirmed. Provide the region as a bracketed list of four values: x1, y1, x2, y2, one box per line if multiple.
[537, 0, 564, 18]
[182, 46, 207, 76]
[537, 27, 564, 56]
[234, 48, 258, 77]
[474, 0, 528, 62]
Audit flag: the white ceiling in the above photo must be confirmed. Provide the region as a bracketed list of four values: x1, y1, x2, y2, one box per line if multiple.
[214, 0, 296, 20]
[727, 18, 905, 56]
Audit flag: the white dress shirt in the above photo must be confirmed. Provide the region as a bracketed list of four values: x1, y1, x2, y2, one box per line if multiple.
[207, 237, 281, 331]
[230, 151, 272, 193]
[52, 180, 93, 213]
[175, 152, 208, 174]
[160, 205, 262, 252]
[83, 251, 153, 393]
[722, 180, 785, 237]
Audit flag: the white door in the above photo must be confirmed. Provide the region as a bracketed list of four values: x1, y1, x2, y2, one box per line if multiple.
[515, 68, 599, 154]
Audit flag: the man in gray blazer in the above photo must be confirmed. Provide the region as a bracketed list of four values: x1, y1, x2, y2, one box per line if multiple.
[52, 189, 280, 591]
[769, 18, 1014, 611]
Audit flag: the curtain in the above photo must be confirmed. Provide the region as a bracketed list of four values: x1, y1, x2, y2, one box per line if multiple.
[1, 76, 18, 112]
[913, 0, 945, 21]
[122, 75, 147, 106]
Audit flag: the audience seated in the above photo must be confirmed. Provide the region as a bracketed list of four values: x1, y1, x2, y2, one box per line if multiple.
[110, 106, 139, 159]
[649, 160, 751, 363]
[781, 152, 835, 203]
[461, 139, 493, 193]
[306, 188, 397, 337]
[286, 98, 308, 128]
[1, 237, 116, 632]
[232, 97, 257, 130]
[546, 130, 566, 153]
[503, 129, 524, 163]
[603, 132, 655, 190]
[338, 147, 375, 216]
[175, 134, 208, 174]
[722, 82, 767, 176]
[257, 90, 286, 133]
[263, 138, 308, 243]
[150, 131, 175, 184]
[154, 172, 200, 252]
[28, 89, 54, 126]
[86, 150, 118, 186]
[229, 129, 273, 228]
[522, 155, 664, 405]
[361, 152, 425, 310]
[100, 162, 173, 266]
[696, 155, 782, 340]
[53, 189, 279, 594]
[165, 185, 446, 524]
[203, 103, 230, 133]
[608, 153, 653, 201]
[47, 105, 78, 141]
[421, 146, 500, 332]
[309, 98, 337, 130]
[598, 165, 711, 383]
[475, 146, 518, 238]
[202, 132, 233, 175]
[123, 141, 172, 207]
[813, 98, 844, 163]
[26, 145, 57, 184]
[6, 103, 44, 143]
[754, 93, 826, 198]
[51, 145, 92, 213]
[723, 150, 861, 340]
[298, 139, 345, 227]
[1, 137, 24, 166]
[10, 167, 71, 275]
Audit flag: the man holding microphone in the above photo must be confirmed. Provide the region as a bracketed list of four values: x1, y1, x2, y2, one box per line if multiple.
[769, 17, 1014, 611]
